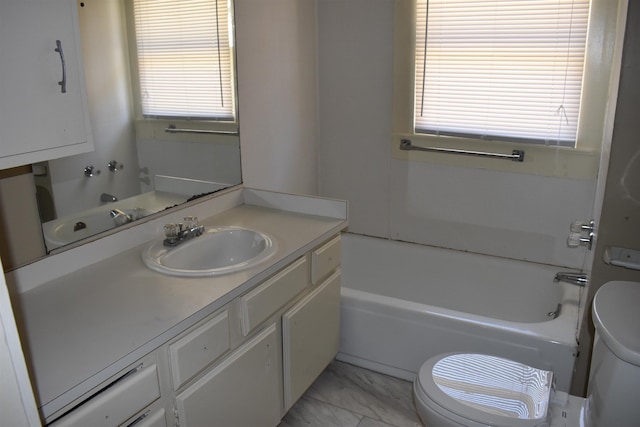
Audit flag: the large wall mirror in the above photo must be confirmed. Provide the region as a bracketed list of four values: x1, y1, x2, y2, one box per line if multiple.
[3, 0, 241, 267]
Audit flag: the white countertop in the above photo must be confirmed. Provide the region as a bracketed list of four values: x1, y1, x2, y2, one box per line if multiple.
[13, 189, 347, 419]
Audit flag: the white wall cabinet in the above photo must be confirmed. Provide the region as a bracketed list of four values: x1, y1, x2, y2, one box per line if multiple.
[0, 0, 93, 169]
[46, 234, 342, 427]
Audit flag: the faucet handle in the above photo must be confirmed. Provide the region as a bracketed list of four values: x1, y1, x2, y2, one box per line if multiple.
[567, 231, 594, 250]
[108, 160, 123, 172]
[164, 223, 180, 239]
[567, 232, 582, 248]
[183, 216, 199, 229]
[570, 219, 595, 233]
[84, 165, 101, 177]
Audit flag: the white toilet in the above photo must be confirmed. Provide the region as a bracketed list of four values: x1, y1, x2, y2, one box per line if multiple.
[413, 280, 640, 426]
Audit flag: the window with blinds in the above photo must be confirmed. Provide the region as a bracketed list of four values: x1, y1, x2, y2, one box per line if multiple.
[132, 0, 235, 120]
[414, 0, 590, 147]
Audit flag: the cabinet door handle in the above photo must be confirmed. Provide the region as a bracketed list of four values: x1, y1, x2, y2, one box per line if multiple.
[54, 40, 67, 93]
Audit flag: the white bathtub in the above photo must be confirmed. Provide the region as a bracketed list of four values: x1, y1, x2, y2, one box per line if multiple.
[337, 233, 582, 392]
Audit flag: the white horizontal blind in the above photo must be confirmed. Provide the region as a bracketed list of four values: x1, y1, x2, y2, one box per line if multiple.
[132, 0, 235, 120]
[414, 0, 590, 146]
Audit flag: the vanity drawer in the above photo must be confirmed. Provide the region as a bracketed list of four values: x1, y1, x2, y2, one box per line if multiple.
[169, 310, 230, 390]
[311, 235, 341, 284]
[51, 361, 160, 427]
[240, 256, 309, 336]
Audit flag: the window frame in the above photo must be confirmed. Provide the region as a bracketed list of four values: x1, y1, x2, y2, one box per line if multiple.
[124, 0, 239, 140]
[392, 0, 628, 178]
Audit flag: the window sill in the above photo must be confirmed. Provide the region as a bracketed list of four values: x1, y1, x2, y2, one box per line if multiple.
[392, 133, 600, 180]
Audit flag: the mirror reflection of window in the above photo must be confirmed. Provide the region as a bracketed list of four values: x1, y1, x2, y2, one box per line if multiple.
[131, 0, 236, 122]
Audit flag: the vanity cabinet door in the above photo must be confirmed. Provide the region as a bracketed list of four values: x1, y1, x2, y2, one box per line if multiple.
[282, 269, 341, 410]
[0, 0, 92, 169]
[175, 323, 281, 427]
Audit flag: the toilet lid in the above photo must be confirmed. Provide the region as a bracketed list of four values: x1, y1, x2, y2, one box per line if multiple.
[417, 353, 553, 427]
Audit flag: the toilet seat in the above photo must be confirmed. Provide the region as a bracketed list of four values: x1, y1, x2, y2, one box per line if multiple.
[415, 353, 553, 427]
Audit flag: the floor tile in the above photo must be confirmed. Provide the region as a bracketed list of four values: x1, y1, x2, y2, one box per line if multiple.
[279, 396, 363, 427]
[357, 417, 397, 427]
[304, 361, 423, 427]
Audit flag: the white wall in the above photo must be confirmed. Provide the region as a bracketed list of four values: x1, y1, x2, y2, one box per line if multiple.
[48, 0, 141, 218]
[0, 256, 40, 426]
[235, 0, 319, 195]
[317, 0, 393, 237]
[317, 0, 596, 268]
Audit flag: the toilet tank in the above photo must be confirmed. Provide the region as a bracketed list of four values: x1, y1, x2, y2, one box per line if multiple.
[585, 281, 640, 427]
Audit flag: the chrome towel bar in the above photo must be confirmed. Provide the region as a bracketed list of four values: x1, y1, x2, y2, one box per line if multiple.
[165, 124, 238, 136]
[400, 139, 525, 162]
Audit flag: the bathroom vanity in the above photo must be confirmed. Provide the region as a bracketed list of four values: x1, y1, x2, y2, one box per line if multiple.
[8, 188, 347, 426]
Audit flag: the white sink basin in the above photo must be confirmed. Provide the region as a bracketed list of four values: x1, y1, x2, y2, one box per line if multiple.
[142, 226, 276, 277]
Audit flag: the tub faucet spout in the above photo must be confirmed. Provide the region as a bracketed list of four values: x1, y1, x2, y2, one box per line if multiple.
[110, 209, 132, 226]
[554, 272, 588, 287]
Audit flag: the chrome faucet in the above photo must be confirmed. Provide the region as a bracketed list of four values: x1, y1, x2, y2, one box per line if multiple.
[554, 272, 588, 287]
[101, 193, 118, 203]
[109, 209, 132, 226]
[163, 217, 205, 247]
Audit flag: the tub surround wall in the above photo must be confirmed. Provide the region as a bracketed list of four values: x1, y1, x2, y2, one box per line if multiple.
[389, 163, 595, 268]
[341, 234, 577, 324]
[317, 0, 595, 269]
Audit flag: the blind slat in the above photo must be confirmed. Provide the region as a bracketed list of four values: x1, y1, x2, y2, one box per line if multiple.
[414, 0, 589, 146]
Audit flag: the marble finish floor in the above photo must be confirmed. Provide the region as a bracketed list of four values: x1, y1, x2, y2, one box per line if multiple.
[279, 360, 424, 427]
